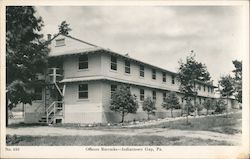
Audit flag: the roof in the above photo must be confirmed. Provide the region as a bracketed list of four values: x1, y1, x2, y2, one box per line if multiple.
[60, 76, 217, 98]
[49, 34, 217, 88]
[60, 75, 180, 92]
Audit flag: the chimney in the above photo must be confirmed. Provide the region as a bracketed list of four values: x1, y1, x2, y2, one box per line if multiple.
[47, 34, 52, 41]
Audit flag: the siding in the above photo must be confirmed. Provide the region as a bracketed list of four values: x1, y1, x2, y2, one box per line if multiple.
[63, 81, 103, 123]
[63, 53, 102, 79]
[101, 53, 214, 97]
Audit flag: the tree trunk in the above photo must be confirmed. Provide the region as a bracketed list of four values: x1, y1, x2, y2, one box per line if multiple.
[226, 96, 229, 118]
[121, 111, 124, 123]
[6, 94, 8, 127]
[194, 96, 197, 117]
[171, 109, 173, 118]
[186, 104, 189, 125]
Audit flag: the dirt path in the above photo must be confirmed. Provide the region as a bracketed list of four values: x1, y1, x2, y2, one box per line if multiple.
[6, 126, 241, 145]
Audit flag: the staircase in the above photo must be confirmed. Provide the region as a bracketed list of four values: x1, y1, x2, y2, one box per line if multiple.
[38, 67, 65, 124]
[38, 101, 64, 124]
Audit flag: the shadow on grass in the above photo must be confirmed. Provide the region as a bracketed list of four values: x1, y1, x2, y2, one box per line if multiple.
[6, 134, 231, 146]
[7, 122, 48, 129]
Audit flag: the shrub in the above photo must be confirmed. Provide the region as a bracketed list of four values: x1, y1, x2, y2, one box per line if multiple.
[142, 97, 156, 120]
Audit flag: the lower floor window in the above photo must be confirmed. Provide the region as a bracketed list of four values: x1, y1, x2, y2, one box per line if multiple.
[111, 85, 117, 96]
[34, 87, 42, 100]
[140, 89, 144, 101]
[79, 84, 88, 99]
[153, 91, 156, 100]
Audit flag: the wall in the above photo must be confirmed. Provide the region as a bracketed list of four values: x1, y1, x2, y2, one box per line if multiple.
[100, 53, 215, 98]
[23, 88, 45, 123]
[63, 53, 102, 79]
[101, 81, 184, 123]
[63, 81, 103, 123]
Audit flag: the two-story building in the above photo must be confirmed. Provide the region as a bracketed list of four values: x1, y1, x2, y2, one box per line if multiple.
[23, 34, 218, 124]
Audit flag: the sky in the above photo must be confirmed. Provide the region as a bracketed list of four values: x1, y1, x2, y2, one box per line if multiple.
[36, 6, 245, 85]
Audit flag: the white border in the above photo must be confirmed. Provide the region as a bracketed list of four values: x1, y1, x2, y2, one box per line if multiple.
[0, 1, 249, 158]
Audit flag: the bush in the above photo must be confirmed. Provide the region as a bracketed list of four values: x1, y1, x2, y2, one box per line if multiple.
[142, 97, 156, 120]
[6, 135, 22, 145]
[214, 99, 226, 113]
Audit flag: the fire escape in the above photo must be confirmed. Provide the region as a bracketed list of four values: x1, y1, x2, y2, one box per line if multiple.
[39, 67, 65, 124]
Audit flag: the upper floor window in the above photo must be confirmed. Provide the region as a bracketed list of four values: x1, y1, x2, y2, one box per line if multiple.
[140, 65, 144, 77]
[55, 38, 65, 47]
[208, 87, 210, 92]
[140, 89, 144, 101]
[34, 87, 42, 100]
[162, 72, 166, 82]
[181, 97, 184, 103]
[203, 85, 206, 92]
[79, 54, 88, 69]
[79, 84, 88, 99]
[198, 85, 201, 91]
[111, 85, 117, 96]
[125, 60, 130, 74]
[163, 92, 166, 101]
[152, 90, 156, 100]
[199, 97, 202, 104]
[152, 69, 156, 80]
[171, 75, 175, 84]
[111, 55, 117, 70]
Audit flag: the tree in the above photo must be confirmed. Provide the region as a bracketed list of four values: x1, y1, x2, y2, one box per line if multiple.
[203, 98, 215, 115]
[182, 98, 196, 124]
[196, 103, 204, 116]
[58, 21, 72, 35]
[142, 97, 156, 120]
[177, 52, 211, 123]
[162, 92, 180, 118]
[110, 85, 139, 123]
[219, 75, 234, 115]
[6, 6, 49, 126]
[214, 98, 226, 114]
[232, 60, 242, 103]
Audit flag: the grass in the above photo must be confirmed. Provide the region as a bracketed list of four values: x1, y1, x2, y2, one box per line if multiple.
[6, 134, 230, 146]
[144, 112, 242, 134]
[6, 112, 241, 146]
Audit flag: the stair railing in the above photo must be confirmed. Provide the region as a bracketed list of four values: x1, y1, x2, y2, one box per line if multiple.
[46, 101, 64, 124]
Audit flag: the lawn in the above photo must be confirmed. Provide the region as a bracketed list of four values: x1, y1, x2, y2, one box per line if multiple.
[6, 112, 241, 146]
[144, 112, 242, 135]
[6, 134, 229, 146]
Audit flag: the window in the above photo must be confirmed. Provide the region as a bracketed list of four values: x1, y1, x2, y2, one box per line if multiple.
[211, 88, 214, 93]
[181, 98, 184, 103]
[55, 39, 65, 47]
[171, 75, 175, 84]
[163, 92, 166, 101]
[125, 60, 130, 74]
[198, 85, 201, 91]
[199, 97, 201, 104]
[111, 55, 117, 70]
[111, 85, 117, 95]
[79, 54, 88, 69]
[140, 65, 144, 77]
[208, 87, 210, 92]
[152, 91, 156, 100]
[162, 72, 166, 82]
[79, 84, 88, 99]
[152, 69, 156, 80]
[203, 85, 206, 92]
[140, 89, 144, 101]
[34, 87, 42, 100]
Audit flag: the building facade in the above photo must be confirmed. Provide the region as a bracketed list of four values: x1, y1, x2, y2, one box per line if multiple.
[23, 34, 219, 124]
